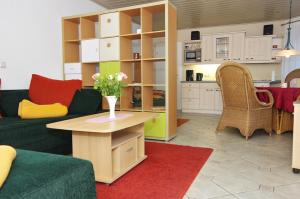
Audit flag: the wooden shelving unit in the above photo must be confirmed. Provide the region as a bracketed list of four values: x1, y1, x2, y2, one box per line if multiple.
[62, 1, 177, 140]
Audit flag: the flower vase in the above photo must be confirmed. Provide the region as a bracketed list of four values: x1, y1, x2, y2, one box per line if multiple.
[105, 96, 117, 119]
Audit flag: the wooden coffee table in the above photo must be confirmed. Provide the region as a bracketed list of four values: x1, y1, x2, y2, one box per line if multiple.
[47, 111, 157, 184]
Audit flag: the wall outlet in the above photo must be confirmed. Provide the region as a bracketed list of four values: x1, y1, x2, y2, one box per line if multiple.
[0, 61, 6, 69]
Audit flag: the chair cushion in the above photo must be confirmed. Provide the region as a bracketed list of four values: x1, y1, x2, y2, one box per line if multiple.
[0, 90, 29, 117]
[69, 89, 101, 115]
[29, 74, 82, 107]
[18, 100, 68, 119]
[0, 149, 96, 199]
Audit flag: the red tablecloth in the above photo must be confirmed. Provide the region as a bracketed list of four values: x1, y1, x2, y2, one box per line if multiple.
[257, 87, 300, 113]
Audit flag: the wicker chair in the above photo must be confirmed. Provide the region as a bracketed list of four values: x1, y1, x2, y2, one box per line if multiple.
[216, 62, 274, 140]
[285, 68, 300, 87]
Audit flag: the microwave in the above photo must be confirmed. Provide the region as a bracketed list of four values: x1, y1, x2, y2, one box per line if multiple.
[184, 49, 201, 63]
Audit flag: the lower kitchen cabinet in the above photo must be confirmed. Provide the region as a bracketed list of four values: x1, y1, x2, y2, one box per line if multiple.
[182, 83, 223, 114]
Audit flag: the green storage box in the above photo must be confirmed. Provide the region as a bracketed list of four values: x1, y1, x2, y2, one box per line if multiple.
[100, 62, 120, 76]
[144, 113, 166, 139]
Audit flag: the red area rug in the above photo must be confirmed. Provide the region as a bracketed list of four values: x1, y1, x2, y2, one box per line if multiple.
[96, 142, 213, 199]
[177, 118, 189, 127]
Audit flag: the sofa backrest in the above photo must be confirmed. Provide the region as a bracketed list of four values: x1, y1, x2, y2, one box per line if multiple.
[0, 90, 29, 117]
[0, 89, 103, 117]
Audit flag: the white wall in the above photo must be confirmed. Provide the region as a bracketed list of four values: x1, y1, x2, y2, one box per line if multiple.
[0, 0, 105, 90]
[178, 20, 285, 81]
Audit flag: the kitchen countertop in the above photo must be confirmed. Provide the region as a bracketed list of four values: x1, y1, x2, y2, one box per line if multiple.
[181, 80, 281, 85]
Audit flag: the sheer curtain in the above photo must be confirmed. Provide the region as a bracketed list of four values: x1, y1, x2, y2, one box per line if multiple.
[281, 16, 300, 80]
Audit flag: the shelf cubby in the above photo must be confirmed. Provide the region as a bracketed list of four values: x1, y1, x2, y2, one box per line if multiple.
[64, 42, 80, 63]
[141, 35, 165, 60]
[120, 37, 141, 60]
[63, 18, 80, 41]
[121, 61, 141, 84]
[141, 4, 165, 33]
[81, 63, 98, 87]
[142, 86, 166, 112]
[120, 8, 141, 35]
[80, 15, 99, 40]
[142, 60, 165, 85]
[121, 86, 142, 111]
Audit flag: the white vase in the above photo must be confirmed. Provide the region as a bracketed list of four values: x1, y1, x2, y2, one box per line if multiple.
[105, 96, 117, 119]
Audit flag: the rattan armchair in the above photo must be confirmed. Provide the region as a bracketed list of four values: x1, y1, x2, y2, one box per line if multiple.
[285, 68, 300, 87]
[216, 62, 274, 140]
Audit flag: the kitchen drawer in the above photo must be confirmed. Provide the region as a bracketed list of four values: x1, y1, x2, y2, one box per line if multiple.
[182, 83, 200, 88]
[182, 98, 200, 110]
[100, 37, 120, 61]
[145, 113, 166, 138]
[64, 63, 81, 74]
[199, 83, 219, 89]
[81, 39, 100, 63]
[100, 12, 120, 38]
[182, 86, 200, 99]
[120, 139, 137, 171]
[65, 73, 82, 80]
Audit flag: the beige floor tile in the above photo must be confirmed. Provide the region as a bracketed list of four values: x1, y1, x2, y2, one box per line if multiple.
[186, 174, 230, 199]
[172, 112, 299, 198]
[275, 183, 300, 199]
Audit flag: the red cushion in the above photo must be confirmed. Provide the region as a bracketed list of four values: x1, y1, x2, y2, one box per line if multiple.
[29, 74, 82, 107]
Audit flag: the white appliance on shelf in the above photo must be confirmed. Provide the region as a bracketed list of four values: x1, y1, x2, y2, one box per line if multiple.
[184, 41, 201, 63]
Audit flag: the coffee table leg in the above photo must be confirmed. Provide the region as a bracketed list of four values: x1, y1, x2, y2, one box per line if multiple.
[72, 131, 113, 182]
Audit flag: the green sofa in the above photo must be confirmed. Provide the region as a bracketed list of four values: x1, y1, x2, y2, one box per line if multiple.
[0, 149, 96, 199]
[0, 89, 102, 154]
[0, 89, 102, 199]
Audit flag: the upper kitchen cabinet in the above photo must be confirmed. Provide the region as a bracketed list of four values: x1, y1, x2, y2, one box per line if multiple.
[245, 36, 272, 63]
[231, 32, 245, 62]
[213, 34, 232, 62]
[201, 35, 213, 63]
[100, 12, 120, 38]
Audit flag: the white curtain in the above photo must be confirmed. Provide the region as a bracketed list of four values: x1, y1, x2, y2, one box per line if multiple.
[281, 16, 300, 80]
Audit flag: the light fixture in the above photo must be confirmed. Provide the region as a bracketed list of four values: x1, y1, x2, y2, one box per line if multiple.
[277, 0, 300, 58]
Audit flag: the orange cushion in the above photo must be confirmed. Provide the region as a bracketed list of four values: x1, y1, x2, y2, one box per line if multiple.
[29, 74, 82, 107]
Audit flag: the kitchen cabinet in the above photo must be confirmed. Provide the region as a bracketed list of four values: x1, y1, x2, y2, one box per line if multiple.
[201, 35, 213, 63]
[182, 83, 222, 114]
[81, 39, 100, 63]
[213, 34, 232, 62]
[182, 83, 200, 110]
[231, 32, 245, 62]
[245, 36, 272, 62]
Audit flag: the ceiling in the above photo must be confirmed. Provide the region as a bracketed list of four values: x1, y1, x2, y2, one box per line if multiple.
[92, 0, 300, 29]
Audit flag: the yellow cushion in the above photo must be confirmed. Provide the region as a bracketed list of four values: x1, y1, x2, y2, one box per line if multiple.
[18, 100, 68, 119]
[0, 145, 17, 188]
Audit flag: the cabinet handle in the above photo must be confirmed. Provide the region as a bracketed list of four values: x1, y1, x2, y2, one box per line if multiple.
[251, 58, 254, 60]
[106, 43, 111, 48]
[107, 18, 111, 23]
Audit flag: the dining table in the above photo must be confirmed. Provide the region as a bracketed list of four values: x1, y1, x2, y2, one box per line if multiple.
[257, 86, 300, 134]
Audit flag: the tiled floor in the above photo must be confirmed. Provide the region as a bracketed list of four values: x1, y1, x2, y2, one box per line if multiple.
[171, 112, 300, 199]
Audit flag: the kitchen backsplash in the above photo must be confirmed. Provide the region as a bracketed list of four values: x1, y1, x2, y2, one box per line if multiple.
[183, 63, 282, 81]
